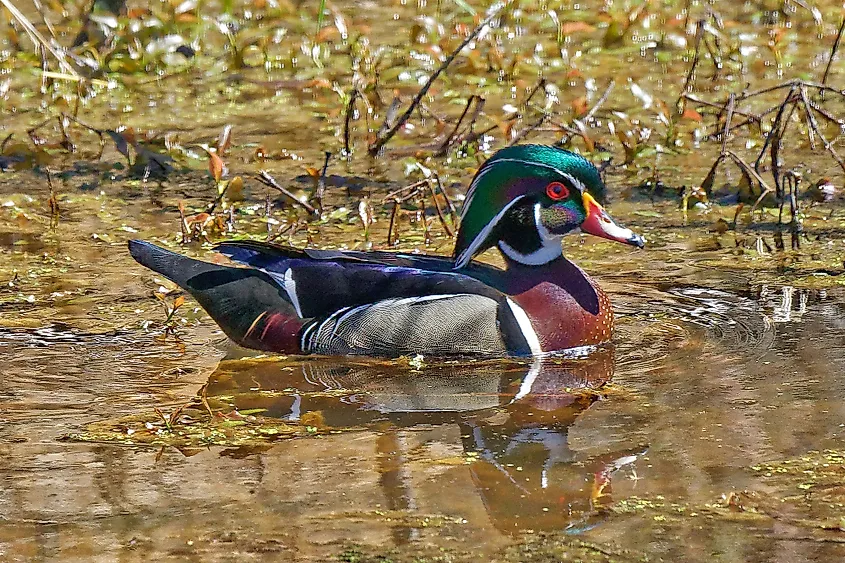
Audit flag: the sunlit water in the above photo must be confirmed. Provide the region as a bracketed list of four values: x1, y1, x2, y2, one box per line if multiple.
[3, 0, 845, 560]
[2, 252, 844, 561]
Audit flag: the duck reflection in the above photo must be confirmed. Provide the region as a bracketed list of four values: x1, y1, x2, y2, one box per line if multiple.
[204, 346, 644, 535]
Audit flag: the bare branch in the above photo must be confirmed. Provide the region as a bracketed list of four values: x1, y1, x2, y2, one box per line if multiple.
[368, 5, 504, 155]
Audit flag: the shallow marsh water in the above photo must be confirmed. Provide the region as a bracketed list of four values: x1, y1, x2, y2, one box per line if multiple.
[3, 0, 845, 561]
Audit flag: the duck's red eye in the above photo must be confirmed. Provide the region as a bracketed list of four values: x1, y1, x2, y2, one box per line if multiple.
[546, 182, 570, 201]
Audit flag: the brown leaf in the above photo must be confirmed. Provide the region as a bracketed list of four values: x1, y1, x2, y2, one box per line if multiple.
[315, 27, 338, 43]
[186, 212, 211, 225]
[208, 150, 224, 183]
[173, 295, 185, 309]
[681, 108, 703, 122]
[561, 21, 596, 34]
[571, 96, 589, 117]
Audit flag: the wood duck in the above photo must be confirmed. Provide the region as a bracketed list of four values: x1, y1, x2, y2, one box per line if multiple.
[129, 145, 644, 357]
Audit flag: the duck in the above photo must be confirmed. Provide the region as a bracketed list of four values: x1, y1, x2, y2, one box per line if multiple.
[129, 145, 644, 358]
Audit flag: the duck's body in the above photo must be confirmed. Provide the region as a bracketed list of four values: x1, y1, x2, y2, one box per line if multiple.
[130, 145, 643, 358]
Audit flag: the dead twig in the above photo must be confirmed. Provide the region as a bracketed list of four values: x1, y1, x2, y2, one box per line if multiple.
[256, 170, 320, 216]
[584, 80, 615, 122]
[753, 85, 797, 173]
[521, 77, 548, 109]
[375, 95, 402, 142]
[507, 114, 548, 146]
[435, 95, 477, 156]
[821, 18, 845, 95]
[677, 19, 705, 113]
[386, 201, 400, 246]
[430, 169, 458, 222]
[0, 0, 79, 77]
[720, 93, 735, 155]
[425, 179, 453, 237]
[367, 5, 504, 156]
[771, 98, 798, 197]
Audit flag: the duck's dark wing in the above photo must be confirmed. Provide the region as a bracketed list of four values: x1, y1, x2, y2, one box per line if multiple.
[130, 240, 535, 357]
[213, 240, 507, 319]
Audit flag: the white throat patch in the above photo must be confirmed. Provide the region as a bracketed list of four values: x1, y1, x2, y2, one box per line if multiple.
[497, 203, 563, 266]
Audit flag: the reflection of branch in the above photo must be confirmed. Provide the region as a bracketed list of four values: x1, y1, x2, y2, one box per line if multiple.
[821, 19, 845, 92]
[678, 19, 705, 111]
[343, 89, 359, 156]
[368, 5, 503, 155]
[723, 150, 776, 215]
[799, 86, 845, 173]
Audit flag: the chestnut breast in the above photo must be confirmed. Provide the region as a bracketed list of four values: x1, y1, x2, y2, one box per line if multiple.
[506, 260, 613, 351]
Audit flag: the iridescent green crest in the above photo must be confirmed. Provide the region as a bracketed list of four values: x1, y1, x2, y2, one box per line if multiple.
[453, 145, 605, 268]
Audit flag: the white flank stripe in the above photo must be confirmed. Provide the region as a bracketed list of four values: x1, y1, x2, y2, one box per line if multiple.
[388, 294, 461, 305]
[506, 297, 542, 356]
[324, 295, 461, 339]
[300, 320, 321, 351]
[322, 305, 356, 342]
[455, 195, 526, 269]
[283, 268, 303, 317]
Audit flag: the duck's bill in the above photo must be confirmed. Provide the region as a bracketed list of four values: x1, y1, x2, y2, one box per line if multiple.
[580, 193, 646, 248]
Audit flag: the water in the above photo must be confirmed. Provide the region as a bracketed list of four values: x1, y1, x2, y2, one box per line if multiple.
[3, 0, 845, 560]
[3, 240, 845, 561]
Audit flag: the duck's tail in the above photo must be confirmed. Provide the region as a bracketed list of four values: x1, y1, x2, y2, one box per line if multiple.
[128, 240, 304, 353]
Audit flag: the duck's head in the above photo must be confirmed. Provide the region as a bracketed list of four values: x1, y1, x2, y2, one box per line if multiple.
[453, 145, 645, 268]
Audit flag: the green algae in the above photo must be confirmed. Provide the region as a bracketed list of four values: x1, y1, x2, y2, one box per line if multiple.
[60, 401, 355, 448]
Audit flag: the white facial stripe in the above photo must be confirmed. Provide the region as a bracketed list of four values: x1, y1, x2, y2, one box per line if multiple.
[462, 156, 594, 217]
[455, 195, 526, 269]
[506, 297, 543, 356]
[560, 172, 586, 193]
[459, 156, 597, 269]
